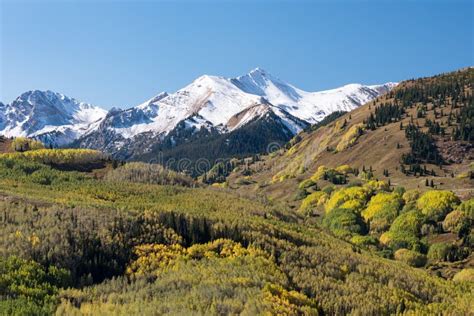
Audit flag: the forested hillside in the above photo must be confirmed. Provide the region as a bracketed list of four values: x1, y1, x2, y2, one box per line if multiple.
[138, 110, 302, 176]
[0, 144, 472, 314]
[225, 68, 473, 203]
[0, 67, 473, 316]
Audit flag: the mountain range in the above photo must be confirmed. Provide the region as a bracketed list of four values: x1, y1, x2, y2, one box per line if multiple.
[0, 68, 396, 164]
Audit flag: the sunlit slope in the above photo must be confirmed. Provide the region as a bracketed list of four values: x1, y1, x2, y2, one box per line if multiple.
[227, 68, 473, 205]
[0, 151, 471, 314]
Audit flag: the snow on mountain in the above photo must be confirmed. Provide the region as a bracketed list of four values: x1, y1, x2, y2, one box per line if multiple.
[108, 75, 263, 138]
[226, 101, 308, 135]
[1, 69, 396, 153]
[232, 68, 397, 123]
[101, 68, 396, 142]
[0, 90, 107, 146]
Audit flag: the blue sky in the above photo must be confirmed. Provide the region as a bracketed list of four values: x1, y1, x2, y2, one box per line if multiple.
[1, 0, 472, 109]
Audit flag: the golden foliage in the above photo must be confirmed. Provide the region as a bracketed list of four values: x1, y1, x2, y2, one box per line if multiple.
[416, 190, 460, 221]
[11, 137, 45, 152]
[0, 148, 104, 165]
[262, 284, 318, 316]
[310, 166, 329, 181]
[335, 164, 353, 175]
[298, 178, 317, 190]
[127, 239, 264, 278]
[126, 244, 186, 277]
[453, 269, 474, 282]
[363, 180, 390, 193]
[325, 186, 370, 213]
[335, 123, 364, 152]
[299, 191, 327, 215]
[361, 192, 402, 232]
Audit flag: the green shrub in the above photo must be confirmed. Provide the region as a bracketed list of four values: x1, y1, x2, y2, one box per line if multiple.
[393, 186, 406, 196]
[457, 198, 474, 220]
[350, 235, 378, 248]
[30, 169, 55, 185]
[294, 188, 309, 201]
[402, 190, 421, 204]
[394, 249, 427, 267]
[442, 210, 470, 235]
[0, 297, 56, 315]
[402, 189, 421, 212]
[427, 243, 452, 262]
[322, 207, 367, 238]
[0, 256, 70, 313]
[321, 185, 335, 195]
[380, 231, 424, 252]
[380, 210, 426, 251]
[390, 210, 425, 236]
[105, 162, 194, 187]
[0, 157, 85, 186]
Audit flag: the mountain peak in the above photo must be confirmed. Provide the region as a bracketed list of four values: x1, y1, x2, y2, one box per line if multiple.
[249, 67, 267, 75]
[368, 82, 399, 95]
[246, 67, 278, 82]
[1, 90, 107, 145]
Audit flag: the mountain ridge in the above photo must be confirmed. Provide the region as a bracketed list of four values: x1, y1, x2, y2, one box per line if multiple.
[0, 90, 107, 146]
[73, 68, 396, 162]
[224, 67, 473, 204]
[1, 69, 396, 163]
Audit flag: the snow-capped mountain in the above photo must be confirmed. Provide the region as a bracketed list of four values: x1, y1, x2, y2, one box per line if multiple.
[232, 68, 397, 124]
[0, 90, 107, 146]
[85, 68, 396, 141]
[72, 68, 396, 160]
[1, 69, 396, 163]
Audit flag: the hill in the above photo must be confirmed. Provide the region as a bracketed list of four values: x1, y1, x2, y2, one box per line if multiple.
[0, 148, 472, 315]
[225, 68, 473, 205]
[0, 68, 472, 315]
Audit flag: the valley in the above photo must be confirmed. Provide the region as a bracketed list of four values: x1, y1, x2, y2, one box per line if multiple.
[0, 67, 472, 315]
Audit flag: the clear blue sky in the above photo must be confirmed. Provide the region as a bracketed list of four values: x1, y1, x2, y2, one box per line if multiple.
[1, 0, 472, 109]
